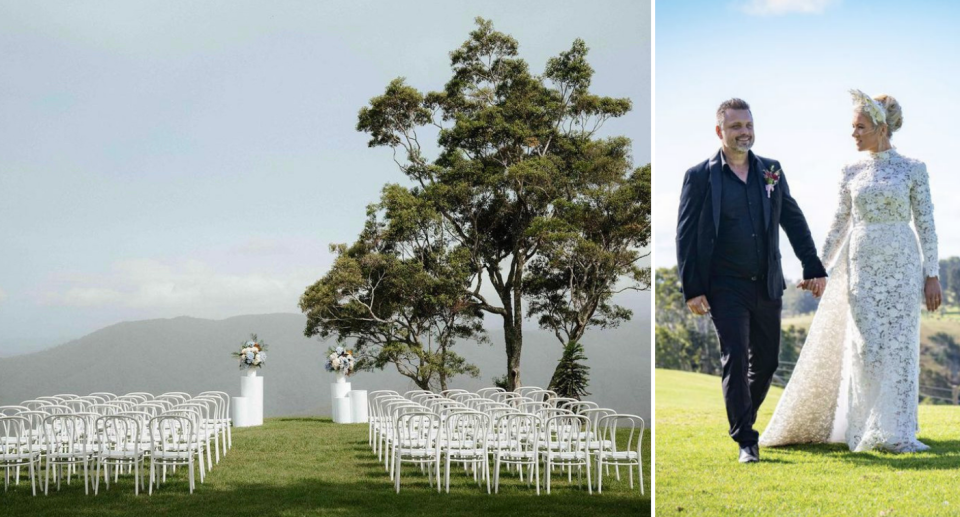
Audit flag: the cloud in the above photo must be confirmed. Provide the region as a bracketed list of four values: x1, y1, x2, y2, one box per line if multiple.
[39, 259, 316, 316]
[735, 0, 838, 16]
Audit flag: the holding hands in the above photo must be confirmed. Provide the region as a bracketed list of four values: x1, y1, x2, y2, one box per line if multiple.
[797, 277, 827, 298]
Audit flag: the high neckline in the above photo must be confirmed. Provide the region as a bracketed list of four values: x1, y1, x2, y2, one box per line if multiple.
[868, 147, 897, 161]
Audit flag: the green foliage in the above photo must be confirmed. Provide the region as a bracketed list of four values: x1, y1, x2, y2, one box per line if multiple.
[548, 341, 591, 400]
[654, 266, 720, 374]
[299, 195, 486, 391]
[352, 17, 647, 390]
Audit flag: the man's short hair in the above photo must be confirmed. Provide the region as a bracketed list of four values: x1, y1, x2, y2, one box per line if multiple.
[716, 98, 751, 126]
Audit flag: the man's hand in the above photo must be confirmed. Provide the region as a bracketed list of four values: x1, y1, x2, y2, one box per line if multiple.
[686, 295, 711, 316]
[925, 277, 942, 311]
[796, 277, 827, 298]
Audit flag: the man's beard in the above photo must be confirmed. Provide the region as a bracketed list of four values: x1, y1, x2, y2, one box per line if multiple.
[731, 137, 753, 152]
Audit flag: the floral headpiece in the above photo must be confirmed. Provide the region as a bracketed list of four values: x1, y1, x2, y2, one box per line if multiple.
[849, 89, 886, 127]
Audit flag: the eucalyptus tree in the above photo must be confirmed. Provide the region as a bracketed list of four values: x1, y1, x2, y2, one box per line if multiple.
[349, 18, 645, 390]
[299, 186, 485, 391]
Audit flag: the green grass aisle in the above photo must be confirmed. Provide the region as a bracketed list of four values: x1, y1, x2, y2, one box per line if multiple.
[0, 417, 649, 516]
[655, 369, 960, 516]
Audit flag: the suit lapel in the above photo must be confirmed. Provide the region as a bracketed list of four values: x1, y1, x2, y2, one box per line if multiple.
[753, 152, 771, 229]
[709, 150, 722, 235]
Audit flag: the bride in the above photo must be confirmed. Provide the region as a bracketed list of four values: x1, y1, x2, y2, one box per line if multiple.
[759, 90, 942, 453]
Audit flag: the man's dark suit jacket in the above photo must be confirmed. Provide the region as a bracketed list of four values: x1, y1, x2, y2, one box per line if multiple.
[676, 149, 827, 301]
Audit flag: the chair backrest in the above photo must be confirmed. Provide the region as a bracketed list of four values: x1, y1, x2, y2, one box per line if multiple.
[20, 400, 53, 412]
[448, 392, 481, 404]
[42, 404, 74, 415]
[490, 391, 522, 404]
[63, 399, 92, 413]
[88, 404, 122, 417]
[403, 389, 433, 399]
[549, 397, 579, 409]
[16, 411, 48, 442]
[79, 395, 106, 405]
[444, 411, 490, 453]
[52, 394, 80, 400]
[149, 415, 195, 456]
[514, 386, 544, 397]
[440, 389, 469, 398]
[89, 392, 118, 401]
[396, 411, 440, 453]
[126, 392, 155, 401]
[493, 412, 540, 454]
[597, 414, 644, 455]
[198, 392, 230, 420]
[0, 405, 28, 416]
[519, 401, 550, 415]
[562, 400, 600, 415]
[43, 414, 93, 456]
[96, 415, 142, 455]
[133, 403, 166, 419]
[544, 414, 590, 454]
[525, 389, 557, 404]
[409, 392, 441, 405]
[36, 396, 64, 405]
[117, 394, 147, 404]
[476, 387, 505, 399]
[0, 416, 32, 460]
[582, 408, 616, 435]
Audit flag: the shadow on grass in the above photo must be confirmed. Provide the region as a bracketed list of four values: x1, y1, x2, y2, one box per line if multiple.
[766, 439, 960, 471]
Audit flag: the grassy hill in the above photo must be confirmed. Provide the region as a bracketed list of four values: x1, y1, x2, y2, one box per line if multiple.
[0, 418, 649, 516]
[783, 309, 960, 345]
[655, 369, 960, 516]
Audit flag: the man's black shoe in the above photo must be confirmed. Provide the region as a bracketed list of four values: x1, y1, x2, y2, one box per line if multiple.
[739, 444, 759, 463]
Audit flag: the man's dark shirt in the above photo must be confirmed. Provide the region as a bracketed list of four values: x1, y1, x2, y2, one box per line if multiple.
[711, 151, 769, 280]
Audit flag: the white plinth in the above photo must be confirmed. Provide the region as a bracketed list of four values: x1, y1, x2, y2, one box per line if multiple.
[232, 396, 253, 427]
[349, 390, 368, 423]
[334, 396, 353, 424]
[331, 380, 352, 423]
[241, 375, 264, 426]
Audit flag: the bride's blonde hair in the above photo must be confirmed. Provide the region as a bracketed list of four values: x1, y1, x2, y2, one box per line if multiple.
[872, 94, 903, 140]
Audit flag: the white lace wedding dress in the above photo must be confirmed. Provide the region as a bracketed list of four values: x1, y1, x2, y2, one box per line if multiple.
[759, 148, 938, 452]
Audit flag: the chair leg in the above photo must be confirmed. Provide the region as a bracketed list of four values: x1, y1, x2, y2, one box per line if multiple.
[394, 454, 401, 494]
[494, 456, 500, 494]
[188, 461, 195, 494]
[638, 461, 644, 495]
[597, 456, 603, 493]
[586, 457, 592, 495]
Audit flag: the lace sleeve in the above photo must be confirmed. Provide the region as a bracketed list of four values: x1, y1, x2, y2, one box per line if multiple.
[819, 166, 853, 270]
[910, 161, 939, 278]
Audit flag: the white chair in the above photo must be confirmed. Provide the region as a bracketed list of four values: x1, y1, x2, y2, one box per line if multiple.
[0, 416, 41, 495]
[441, 411, 491, 494]
[491, 413, 540, 494]
[198, 391, 232, 453]
[20, 400, 52, 412]
[43, 414, 96, 495]
[166, 407, 208, 483]
[367, 391, 401, 449]
[94, 415, 146, 496]
[596, 414, 644, 494]
[541, 414, 592, 495]
[0, 406, 27, 416]
[393, 411, 441, 494]
[476, 387, 505, 399]
[148, 415, 196, 494]
[514, 386, 544, 398]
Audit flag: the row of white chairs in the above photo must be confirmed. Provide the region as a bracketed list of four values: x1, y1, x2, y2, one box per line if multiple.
[0, 391, 233, 496]
[366, 387, 644, 495]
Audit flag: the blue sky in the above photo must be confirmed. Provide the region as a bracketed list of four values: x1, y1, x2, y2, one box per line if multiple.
[655, 0, 960, 279]
[0, 1, 651, 353]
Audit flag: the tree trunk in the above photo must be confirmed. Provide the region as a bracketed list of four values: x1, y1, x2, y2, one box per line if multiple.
[504, 320, 522, 391]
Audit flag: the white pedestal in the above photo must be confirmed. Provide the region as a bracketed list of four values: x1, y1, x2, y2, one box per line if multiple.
[241, 375, 264, 426]
[232, 396, 252, 427]
[349, 390, 368, 423]
[331, 377, 352, 423]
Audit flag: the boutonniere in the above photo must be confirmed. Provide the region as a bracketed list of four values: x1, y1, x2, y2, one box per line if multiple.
[763, 165, 781, 199]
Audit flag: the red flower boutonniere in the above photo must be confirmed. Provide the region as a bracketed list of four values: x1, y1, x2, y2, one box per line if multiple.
[763, 165, 781, 199]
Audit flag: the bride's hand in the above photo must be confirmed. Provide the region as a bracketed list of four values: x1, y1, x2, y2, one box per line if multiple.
[924, 277, 942, 311]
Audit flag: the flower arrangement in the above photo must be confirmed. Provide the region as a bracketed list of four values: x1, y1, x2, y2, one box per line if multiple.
[234, 334, 268, 370]
[325, 346, 356, 376]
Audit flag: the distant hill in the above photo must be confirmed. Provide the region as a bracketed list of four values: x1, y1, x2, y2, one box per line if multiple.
[0, 312, 650, 419]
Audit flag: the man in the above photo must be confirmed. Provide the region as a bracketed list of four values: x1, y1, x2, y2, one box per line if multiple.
[675, 98, 827, 463]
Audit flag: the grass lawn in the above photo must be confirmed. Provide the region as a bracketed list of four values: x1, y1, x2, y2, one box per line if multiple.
[0, 417, 649, 516]
[655, 369, 960, 516]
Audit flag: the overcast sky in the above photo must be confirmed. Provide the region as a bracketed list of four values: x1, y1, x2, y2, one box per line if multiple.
[656, 0, 960, 279]
[0, 1, 651, 353]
